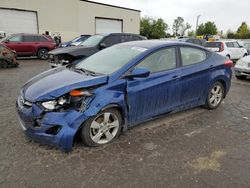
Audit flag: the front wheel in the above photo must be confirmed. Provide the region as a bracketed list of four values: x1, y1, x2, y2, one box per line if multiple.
[37, 48, 49, 60]
[80, 108, 122, 147]
[205, 82, 225, 109]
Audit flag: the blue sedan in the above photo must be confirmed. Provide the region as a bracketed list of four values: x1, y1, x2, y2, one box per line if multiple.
[16, 40, 233, 151]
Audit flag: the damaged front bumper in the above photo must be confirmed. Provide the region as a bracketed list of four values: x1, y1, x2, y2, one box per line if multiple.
[16, 96, 89, 152]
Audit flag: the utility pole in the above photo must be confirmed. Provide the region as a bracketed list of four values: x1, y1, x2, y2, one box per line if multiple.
[195, 15, 201, 37]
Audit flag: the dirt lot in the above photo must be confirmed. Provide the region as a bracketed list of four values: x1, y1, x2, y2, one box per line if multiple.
[0, 59, 250, 188]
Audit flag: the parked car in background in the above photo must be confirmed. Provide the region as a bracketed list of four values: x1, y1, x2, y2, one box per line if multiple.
[205, 41, 248, 61]
[0, 43, 18, 68]
[234, 55, 250, 80]
[48, 33, 146, 68]
[16, 40, 233, 151]
[243, 41, 250, 55]
[59, 35, 91, 47]
[179, 38, 206, 46]
[0, 33, 57, 60]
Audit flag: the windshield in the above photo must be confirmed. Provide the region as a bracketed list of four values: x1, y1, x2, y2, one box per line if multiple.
[79, 35, 104, 47]
[71, 36, 81, 43]
[244, 43, 250, 48]
[75, 45, 147, 75]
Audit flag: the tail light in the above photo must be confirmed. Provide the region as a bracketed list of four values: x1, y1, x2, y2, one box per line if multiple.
[224, 59, 233, 67]
[219, 42, 224, 52]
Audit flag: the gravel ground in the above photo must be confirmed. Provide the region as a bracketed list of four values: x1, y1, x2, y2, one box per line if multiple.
[0, 59, 250, 188]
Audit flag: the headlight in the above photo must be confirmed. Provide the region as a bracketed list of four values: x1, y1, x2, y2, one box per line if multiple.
[236, 59, 247, 67]
[42, 100, 57, 110]
[41, 97, 69, 111]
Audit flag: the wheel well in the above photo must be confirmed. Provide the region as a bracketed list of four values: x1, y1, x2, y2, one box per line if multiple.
[73, 105, 126, 142]
[37, 47, 49, 55]
[216, 79, 226, 98]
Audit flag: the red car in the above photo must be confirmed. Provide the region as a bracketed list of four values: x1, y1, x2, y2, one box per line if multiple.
[0, 33, 56, 60]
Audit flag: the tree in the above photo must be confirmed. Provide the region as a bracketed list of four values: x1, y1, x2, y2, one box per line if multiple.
[140, 17, 168, 39]
[172, 17, 191, 36]
[237, 22, 250, 39]
[172, 17, 184, 36]
[196, 23, 205, 35]
[180, 23, 192, 36]
[203, 21, 217, 35]
[188, 30, 195, 37]
[196, 21, 217, 35]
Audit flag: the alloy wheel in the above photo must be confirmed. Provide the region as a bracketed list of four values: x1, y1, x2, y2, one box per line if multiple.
[90, 112, 119, 144]
[209, 84, 223, 107]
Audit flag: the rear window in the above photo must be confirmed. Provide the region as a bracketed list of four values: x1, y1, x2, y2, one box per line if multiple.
[205, 42, 221, 48]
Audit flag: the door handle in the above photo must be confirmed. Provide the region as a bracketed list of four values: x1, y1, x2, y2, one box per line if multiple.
[172, 75, 181, 80]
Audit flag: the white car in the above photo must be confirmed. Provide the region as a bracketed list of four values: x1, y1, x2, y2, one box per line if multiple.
[205, 40, 248, 60]
[234, 55, 250, 80]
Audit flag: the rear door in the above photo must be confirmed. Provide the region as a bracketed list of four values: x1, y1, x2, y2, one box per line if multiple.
[22, 35, 37, 55]
[126, 47, 182, 124]
[179, 46, 210, 106]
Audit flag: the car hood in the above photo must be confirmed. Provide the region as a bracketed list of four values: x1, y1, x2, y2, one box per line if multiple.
[22, 67, 108, 102]
[48, 45, 97, 57]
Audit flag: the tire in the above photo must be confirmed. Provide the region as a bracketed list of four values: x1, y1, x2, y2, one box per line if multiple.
[37, 48, 49, 60]
[235, 75, 247, 80]
[205, 82, 225, 109]
[80, 108, 122, 147]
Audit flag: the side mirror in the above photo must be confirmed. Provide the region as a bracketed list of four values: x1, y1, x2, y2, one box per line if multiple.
[127, 67, 150, 79]
[99, 43, 107, 49]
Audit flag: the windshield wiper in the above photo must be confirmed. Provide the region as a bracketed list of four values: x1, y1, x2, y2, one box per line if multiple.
[74, 67, 100, 76]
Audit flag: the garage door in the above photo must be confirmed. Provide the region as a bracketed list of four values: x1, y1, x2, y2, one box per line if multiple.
[0, 8, 38, 36]
[95, 18, 122, 34]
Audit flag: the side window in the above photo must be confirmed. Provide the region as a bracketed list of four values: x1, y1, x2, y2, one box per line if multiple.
[102, 36, 121, 47]
[23, 35, 36, 42]
[36, 36, 49, 42]
[8, 35, 23, 42]
[180, 47, 207, 66]
[233, 42, 240, 48]
[194, 39, 202, 46]
[121, 35, 133, 42]
[132, 36, 141, 41]
[136, 48, 176, 73]
[226, 42, 234, 48]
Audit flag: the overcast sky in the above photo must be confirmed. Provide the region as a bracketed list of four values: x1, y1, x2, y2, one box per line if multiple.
[92, 0, 250, 34]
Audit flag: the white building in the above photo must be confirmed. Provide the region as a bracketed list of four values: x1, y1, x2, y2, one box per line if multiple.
[0, 0, 140, 41]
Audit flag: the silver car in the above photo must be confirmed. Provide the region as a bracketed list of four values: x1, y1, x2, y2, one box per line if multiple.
[235, 55, 250, 79]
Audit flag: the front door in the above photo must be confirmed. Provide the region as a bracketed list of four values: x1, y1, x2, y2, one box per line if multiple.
[126, 47, 182, 125]
[5, 35, 24, 55]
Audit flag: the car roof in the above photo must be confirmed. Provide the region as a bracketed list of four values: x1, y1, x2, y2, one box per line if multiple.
[96, 33, 143, 37]
[117, 40, 204, 49]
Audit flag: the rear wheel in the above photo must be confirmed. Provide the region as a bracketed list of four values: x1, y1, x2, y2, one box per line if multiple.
[205, 82, 224, 109]
[236, 75, 247, 80]
[37, 48, 49, 60]
[80, 108, 122, 147]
